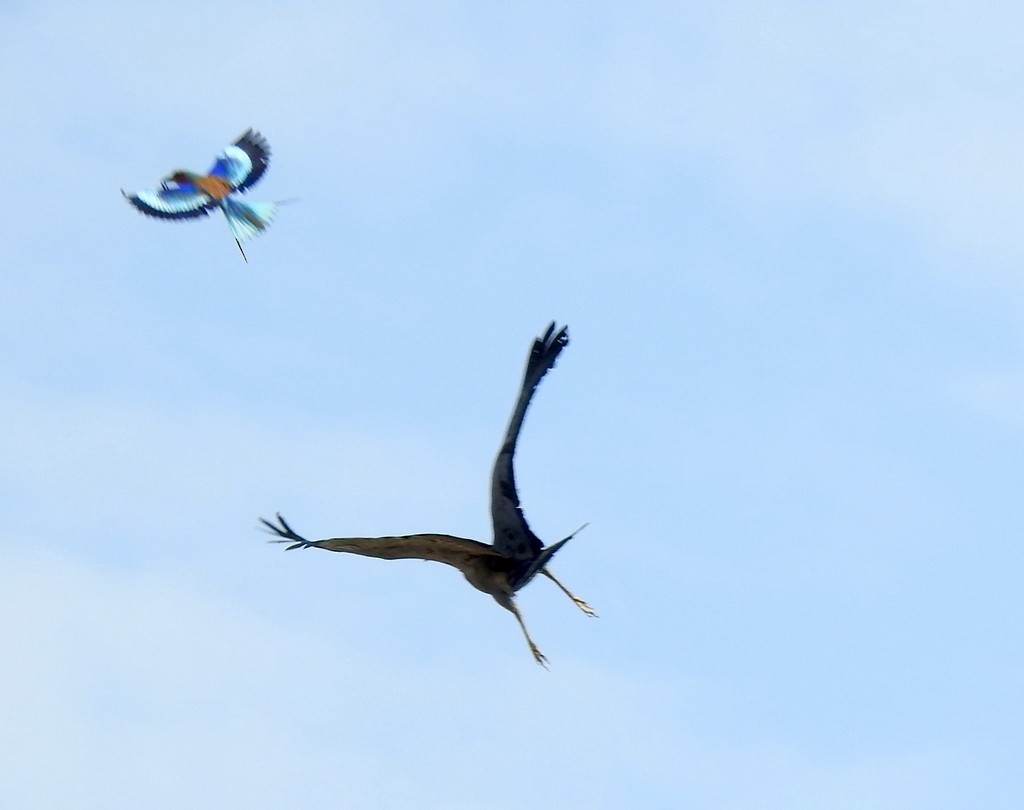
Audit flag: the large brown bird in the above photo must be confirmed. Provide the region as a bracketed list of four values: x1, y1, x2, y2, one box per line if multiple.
[261, 322, 594, 666]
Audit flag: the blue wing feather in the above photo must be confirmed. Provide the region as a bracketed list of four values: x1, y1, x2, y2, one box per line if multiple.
[207, 150, 247, 184]
[122, 185, 216, 220]
[208, 129, 270, 192]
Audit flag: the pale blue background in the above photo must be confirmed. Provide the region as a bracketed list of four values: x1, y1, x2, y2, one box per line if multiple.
[1, 2, 1021, 807]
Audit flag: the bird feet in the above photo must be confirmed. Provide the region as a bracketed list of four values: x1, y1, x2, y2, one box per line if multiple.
[260, 513, 316, 550]
[530, 643, 550, 669]
[573, 597, 598, 618]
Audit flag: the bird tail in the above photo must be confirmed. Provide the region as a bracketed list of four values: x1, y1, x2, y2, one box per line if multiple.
[510, 523, 589, 591]
[220, 197, 278, 260]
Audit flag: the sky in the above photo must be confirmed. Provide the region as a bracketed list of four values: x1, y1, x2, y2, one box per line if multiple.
[1, 1, 1022, 807]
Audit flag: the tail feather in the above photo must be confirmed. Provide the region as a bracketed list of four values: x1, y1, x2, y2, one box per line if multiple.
[220, 197, 278, 246]
[509, 523, 589, 592]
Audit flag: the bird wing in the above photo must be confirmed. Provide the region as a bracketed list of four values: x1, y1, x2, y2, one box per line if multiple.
[308, 533, 506, 570]
[263, 515, 508, 571]
[490, 322, 569, 559]
[122, 183, 217, 220]
[208, 129, 270, 193]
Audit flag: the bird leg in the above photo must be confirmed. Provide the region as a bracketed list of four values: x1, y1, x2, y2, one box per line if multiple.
[496, 594, 548, 668]
[260, 513, 317, 550]
[540, 568, 597, 617]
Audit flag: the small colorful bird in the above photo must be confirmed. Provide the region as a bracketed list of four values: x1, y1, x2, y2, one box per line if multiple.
[123, 129, 279, 262]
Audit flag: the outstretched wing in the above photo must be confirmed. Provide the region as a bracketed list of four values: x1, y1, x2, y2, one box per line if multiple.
[208, 129, 271, 193]
[490, 322, 569, 558]
[122, 183, 216, 220]
[261, 514, 505, 571]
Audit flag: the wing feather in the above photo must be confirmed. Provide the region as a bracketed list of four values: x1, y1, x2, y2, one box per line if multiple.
[310, 533, 504, 570]
[209, 129, 271, 192]
[122, 186, 216, 220]
[490, 323, 569, 558]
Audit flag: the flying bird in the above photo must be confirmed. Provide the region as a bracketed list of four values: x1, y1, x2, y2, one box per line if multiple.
[123, 129, 280, 262]
[261, 323, 595, 666]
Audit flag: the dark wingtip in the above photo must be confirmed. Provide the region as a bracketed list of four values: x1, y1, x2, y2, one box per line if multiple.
[261, 512, 309, 550]
[540, 322, 569, 349]
[531, 322, 569, 366]
[235, 128, 269, 151]
[259, 514, 291, 538]
[228, 128, 272, 193]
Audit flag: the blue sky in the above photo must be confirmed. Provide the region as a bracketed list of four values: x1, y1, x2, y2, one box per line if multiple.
[1, 1, 1022, 807]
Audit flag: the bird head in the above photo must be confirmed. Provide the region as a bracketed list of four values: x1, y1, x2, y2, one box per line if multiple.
[162, 170, 197, 188]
